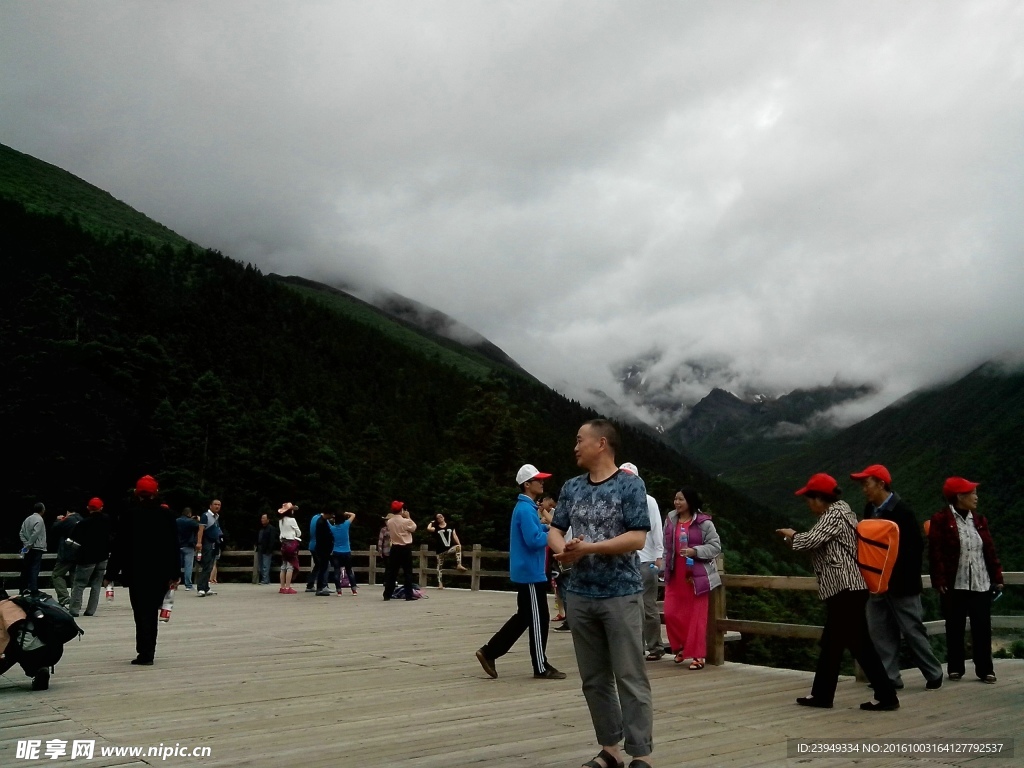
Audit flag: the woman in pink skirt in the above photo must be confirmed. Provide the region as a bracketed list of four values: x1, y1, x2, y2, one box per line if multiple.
[662, 487, 722, 670]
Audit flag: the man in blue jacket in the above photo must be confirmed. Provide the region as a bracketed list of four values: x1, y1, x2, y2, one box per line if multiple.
[475, 464, 566, 680]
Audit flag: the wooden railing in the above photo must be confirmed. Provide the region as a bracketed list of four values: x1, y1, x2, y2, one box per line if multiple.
[5, 552, 1020, 670]
[710, 568, 1024, 668]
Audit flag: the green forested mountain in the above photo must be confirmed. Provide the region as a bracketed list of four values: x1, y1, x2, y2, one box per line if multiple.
[0, 143, 191, 251]
[722, 364, 1024, 570]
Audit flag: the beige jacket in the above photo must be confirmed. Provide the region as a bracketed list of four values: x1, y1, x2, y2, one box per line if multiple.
[0, 599, 28, 655]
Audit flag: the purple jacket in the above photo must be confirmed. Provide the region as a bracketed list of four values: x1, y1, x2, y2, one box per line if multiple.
[663, 511, 722, 596]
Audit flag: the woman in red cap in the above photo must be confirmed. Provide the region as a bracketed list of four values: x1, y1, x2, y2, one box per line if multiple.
[776, 473, 899, 711]
[928, 478, 1004, 683]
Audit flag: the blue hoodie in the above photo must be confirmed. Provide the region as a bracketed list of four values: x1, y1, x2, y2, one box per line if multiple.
[509, 494, 549, 584]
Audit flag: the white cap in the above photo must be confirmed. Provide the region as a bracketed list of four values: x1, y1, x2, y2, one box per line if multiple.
[516, 464, 552, 485]
[618, 462, 639, 477]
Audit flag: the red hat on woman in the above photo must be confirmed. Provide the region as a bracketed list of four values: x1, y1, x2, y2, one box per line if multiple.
[86, 497, 104, 511]
[390, 500, 405, 512]
[795, 473, 839, 497]
[942, 477, 980, 496]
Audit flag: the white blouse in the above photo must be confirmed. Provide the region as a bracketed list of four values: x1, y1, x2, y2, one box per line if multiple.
[278, 516, 302, 541]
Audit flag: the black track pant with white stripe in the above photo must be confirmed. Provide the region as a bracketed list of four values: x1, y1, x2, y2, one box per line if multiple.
[481, 582, 550, 675]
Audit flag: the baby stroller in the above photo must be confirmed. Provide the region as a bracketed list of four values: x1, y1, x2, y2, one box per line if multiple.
[0, 583, 83, 690]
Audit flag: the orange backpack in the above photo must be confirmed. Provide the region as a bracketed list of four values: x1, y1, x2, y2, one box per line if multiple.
[852, 518, 900, 594]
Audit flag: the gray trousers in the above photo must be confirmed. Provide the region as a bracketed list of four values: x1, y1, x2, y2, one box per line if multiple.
[70, 561, 107, 616]
[567, 592, 653, 758]
[866, 592, 942, 686]
[640, 563, 663, 654]
[51, 558, 76, 607]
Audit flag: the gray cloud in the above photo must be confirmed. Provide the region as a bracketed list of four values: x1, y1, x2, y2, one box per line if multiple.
[2, 1, 1023, 424]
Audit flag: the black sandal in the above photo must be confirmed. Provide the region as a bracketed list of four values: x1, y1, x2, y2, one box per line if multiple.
[582, 749, 624, 768]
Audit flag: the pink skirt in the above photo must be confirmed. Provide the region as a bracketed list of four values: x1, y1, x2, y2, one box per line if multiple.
[663, 564, 708, 659]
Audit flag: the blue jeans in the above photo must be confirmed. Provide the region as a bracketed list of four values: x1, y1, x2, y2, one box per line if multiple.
[180, 546, 196, 587]
[20, 549, 44, 595]
[258, 553, 273, 584]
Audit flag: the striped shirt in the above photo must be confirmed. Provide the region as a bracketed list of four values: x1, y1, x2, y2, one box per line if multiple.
[792, 500, 866, 601]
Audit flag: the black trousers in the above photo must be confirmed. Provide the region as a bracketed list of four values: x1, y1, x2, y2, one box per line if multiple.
[942, 589, 993, 678]
[314, 550, 332, 590]
[811, 589, 896, 705]
[129, 581, 168, 661]
[481, 582, 550, 675]
[383, 544, 414, 599]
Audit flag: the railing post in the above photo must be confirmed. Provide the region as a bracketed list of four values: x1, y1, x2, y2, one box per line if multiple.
[707, 554, 727, 666]
[252, 550, 258, 584]
[417, 544, 429, 588]
[471, 544, 482, 591]
[368, 545, 378, 586]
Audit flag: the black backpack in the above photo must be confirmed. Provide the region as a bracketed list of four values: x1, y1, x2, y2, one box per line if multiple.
[11, 594, 84, 645]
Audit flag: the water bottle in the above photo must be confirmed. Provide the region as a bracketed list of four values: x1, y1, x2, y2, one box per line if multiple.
[105, 584, 114, 602]
[685, 557, 694, 567]
[159, 588, 175, 622]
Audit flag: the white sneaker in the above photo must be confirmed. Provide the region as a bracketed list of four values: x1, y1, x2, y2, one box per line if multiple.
[197, 590, 206, 597]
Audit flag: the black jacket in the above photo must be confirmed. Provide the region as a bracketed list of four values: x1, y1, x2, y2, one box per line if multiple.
[256, 523, 278, 555]
[73, 512, 112, 565]
[105, 496, 179, 588]
[314, 516, 335, 557]
[862, 493, 923, 596]
[52, 512, 83, 561]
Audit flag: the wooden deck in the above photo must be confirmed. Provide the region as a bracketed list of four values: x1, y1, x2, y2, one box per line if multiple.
[2, 585, 1021, 767]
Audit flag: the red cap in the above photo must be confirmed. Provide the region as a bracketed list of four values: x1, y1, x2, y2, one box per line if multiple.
[390, 500, 405, 512]
[850, 464, 892, 485]
[942, 477, 980, 496]
[86, 497, 104, 511]
[135, 475, 159, 497]
[795, 473, 840, 497]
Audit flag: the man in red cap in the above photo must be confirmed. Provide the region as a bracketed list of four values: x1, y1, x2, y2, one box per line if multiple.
[850, 464, 943, 691]
[104, 476, 179, 665]
[475, 464, 565, 680]
[70, 498, 112, 617]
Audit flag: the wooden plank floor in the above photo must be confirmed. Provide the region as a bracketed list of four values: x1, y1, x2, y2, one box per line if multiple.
[2, 584, 1021, 767]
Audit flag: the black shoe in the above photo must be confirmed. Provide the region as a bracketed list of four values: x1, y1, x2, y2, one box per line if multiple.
[552, 623, 571, 632]
[475, 649, 497, 679]
[31, 669, 50, 691]
[980, 674, 997, 684]
[534, 665, 567, 680]
[130, 657, 154, 666]
[796, 696, 832, 708]
[316, 589, 333, 596]
[948, 672, 963, 680]
[860, 699, 900, 711]
[926, 676, 943, 690]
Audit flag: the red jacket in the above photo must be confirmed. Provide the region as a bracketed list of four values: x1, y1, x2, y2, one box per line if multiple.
[928, 506, 1003, 592]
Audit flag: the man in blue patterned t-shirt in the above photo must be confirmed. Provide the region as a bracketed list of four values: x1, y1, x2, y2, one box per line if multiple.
[549, 419, 654, 768]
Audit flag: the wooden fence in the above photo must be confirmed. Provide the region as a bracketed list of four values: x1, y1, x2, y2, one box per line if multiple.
[4, 550, 1020, 669]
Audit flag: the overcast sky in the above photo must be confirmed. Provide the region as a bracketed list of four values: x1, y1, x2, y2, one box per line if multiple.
[3, 2, 1022, 427]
